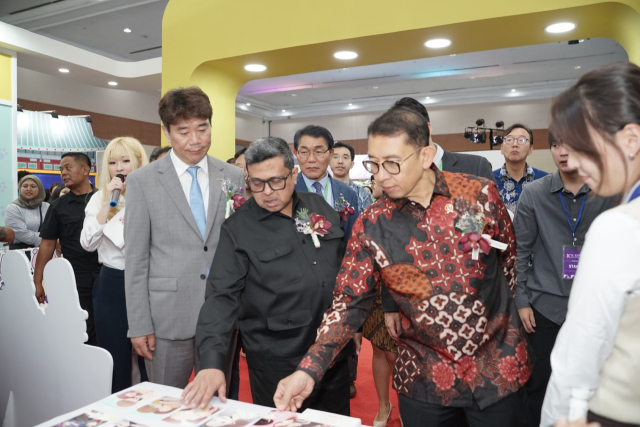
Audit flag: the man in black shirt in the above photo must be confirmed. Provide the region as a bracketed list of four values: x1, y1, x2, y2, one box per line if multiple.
[34, 152, 101, 345]
[183, 137, 352, 415]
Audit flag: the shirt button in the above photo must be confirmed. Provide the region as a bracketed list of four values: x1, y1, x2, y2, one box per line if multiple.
[274, 249, 279, 255]
[313, 261, 317, 265]
[204, 246, 208, 252]
[302, 239, 306, 244]
[573, 218, 577, 221]
[286, 318, 292, 324]
[200, 274, 206, 280]
[573, 199, 576, 202]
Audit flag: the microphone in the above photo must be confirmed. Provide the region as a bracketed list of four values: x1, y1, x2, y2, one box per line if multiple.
[109, 174, 125, 207]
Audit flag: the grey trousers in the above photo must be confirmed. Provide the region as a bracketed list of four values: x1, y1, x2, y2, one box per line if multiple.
[144, 337, 200, 389]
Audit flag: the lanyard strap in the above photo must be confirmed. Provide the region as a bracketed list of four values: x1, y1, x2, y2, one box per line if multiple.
[558, 192, 586, 245]
[306, 180, 330, 202]
[629, 184, 640, 202]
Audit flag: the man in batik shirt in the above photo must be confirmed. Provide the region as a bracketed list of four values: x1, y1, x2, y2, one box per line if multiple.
[275, 108, 532, 427]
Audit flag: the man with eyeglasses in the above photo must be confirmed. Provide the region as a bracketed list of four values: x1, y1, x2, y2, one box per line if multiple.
[185, 137, 353, 415]
[293, 125, 360, 239]
[493, 123, 549, 215]
[330, 142, 373, 212]
[274, 108, 532, 426]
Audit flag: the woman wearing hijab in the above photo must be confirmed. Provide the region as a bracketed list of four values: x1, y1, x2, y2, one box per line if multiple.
[5, 175, 50, 250]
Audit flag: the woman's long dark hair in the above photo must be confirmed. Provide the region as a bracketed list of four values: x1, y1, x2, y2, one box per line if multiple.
[549, 62, 640, 191]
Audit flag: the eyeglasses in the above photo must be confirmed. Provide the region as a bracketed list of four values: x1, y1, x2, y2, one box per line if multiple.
[246, 170, 293, 193]
[297, 148, 331, 160]
[332, 154, 351, 162]
[362, 147, 422, 175]
[503, 136, 530, 146]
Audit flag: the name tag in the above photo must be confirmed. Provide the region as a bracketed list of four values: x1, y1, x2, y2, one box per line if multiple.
[562, 245, 582, 279]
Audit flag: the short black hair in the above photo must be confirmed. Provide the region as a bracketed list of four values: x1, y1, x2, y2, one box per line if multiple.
[390, 97, 430, 123]
[504, 123, 533, 146]
[17, 170, 30, 182]
[246, 137, 295, 170]
[293, 125, 334, 151]
[548, 130, 556, 148]
[61, 152, 91, 167]
[333, 142, 355, 161]
[234, 147, 248, 160]
[368, 108, 430, 148]
[149, 146, 171, 162]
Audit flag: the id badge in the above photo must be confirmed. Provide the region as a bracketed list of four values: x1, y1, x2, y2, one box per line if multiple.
[562, 245, 582, 279]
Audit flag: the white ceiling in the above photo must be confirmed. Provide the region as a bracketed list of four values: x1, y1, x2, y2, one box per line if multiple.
[0, 2, 630, 121]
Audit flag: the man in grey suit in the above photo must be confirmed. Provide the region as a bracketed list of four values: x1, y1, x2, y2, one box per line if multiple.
[124, 87, 244, 388]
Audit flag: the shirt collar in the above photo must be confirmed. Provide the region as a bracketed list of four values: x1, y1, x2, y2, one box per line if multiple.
[433, 143, 445, 169]
[170, 148, 208, 177]
[393, 165, 451, 212]
[255, 191, 300, 221]
[499, 163, 534, 181]
[301, 171, 330, 191]
[550, 170, 590, 196]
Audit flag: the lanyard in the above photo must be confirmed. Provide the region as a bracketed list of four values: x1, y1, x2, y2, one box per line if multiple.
[628, 184, 640, 202]
[307, 180, 330, 202]
[558, 192, 586, 246]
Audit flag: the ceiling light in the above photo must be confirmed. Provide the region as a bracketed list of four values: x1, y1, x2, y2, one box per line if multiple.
[245, 64, 267, 72]
[425, 96, 430, 99]
[282, 110, 286, 112]
[348, 103, 352, 106]
[545, 22, 575, 33]
[123, 28, 132, 33]
[450, 54, 456, 56]
[373, 86, 378, 89]
[334, 51, 358, 60]
[108, 81, 118, 86]
[246, 103, 251, 106]
[511, 89, 516, 92]
[575, 66, 581, 69]
[579, 39, 585, 43]
[58, 68, 69, 73]
[342, 68, 348, 71]
[424, 38, 451, 48]
[292, 94, 297, 96]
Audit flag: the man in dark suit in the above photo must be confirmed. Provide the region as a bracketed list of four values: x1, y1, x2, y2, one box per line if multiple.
[391, 97, 495, 182]
[184, 137, 351, 415]
[292, 125, 359, 239]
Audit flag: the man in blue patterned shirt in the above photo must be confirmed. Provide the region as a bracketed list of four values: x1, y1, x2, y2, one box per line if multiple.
[330, 142, 372, 212]
[493, 123, 549, 215]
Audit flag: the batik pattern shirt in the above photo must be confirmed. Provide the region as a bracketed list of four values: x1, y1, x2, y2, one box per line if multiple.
[297, 168, 532, 409]
[348, 179, 373, 212]
[493, 164, 548, 215]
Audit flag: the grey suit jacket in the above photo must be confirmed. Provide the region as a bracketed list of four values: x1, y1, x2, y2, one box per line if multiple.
[442, 150, 496, 183]
[124, 154, 244, 340]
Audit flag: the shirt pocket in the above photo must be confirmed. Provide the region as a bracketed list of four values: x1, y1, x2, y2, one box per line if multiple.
[267, 308, 312, 331]
[254, 240, 303, 288]
[148, 277, 178, 292]
[320, 227, 345, 266]
[59, 214, 83, 241]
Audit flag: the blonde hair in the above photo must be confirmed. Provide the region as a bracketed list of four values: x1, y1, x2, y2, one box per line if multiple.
[100, 137, 149, 219]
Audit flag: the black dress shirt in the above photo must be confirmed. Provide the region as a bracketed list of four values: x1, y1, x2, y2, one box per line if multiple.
[40, 189, 101, 287]
[513, 171, 617, 324]
[196, 191, 352, 373]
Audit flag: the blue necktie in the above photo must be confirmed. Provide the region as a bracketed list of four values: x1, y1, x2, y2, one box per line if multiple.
[187, 166, 206, 239]
[312, 181, 323, 197]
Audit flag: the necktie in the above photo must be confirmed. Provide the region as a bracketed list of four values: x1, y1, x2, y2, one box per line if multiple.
[187, 166, 206, 239]
[312, 181, 324, 197]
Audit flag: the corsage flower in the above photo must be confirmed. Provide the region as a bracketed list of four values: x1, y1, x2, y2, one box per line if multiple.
[295, 208, 331, 248]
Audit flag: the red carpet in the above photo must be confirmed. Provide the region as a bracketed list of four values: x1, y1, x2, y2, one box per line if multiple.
[189, 340, 400, 426]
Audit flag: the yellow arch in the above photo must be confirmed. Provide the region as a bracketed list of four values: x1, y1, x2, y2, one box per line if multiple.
[162, 0, 640, 159]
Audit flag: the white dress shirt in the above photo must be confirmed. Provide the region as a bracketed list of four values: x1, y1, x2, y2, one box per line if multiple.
[301, 172, 334, 207]
[541, 181, 640, 426]
[170, 148, 210, 216]
[80, 190, 126, 270]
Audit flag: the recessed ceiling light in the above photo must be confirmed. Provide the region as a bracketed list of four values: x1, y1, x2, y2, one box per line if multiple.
[245, 64, 267, 72]
[450, 54, 456, 57]
[348, 103, 352, 106]
[470, 76, 476, 79]
[575, 65, 581, 69]
[511, 89, 516, 92]
[334, 51, 358, 60]
[425, 96, 430, 99]
[292, 94, 297, 96]
[246, 103, 251, 106]
[342, 68, 348, 71]
[373, 86, 378, 89]
[108, 81, 118, 86]
[579, 39, 585, 43]
[282, 110, 286, 112]
[424, 38, 451, 48]
[123, 28, 132, 33]
[59, 68, 69, 73]
[545, 22, 575, 33]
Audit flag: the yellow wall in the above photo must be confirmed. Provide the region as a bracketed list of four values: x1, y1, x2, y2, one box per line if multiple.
[162, 0, 640, 160]
[0, 52, 12, 102]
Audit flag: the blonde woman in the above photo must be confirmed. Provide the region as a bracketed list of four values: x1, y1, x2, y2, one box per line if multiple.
[81, 137, 148, 392]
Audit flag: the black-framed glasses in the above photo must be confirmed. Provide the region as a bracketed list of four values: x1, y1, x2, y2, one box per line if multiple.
[362, 147, 422, 175]
[503, 136, 530, 146]
[297, 148, 331, 160]
[246, 170, 293, 193]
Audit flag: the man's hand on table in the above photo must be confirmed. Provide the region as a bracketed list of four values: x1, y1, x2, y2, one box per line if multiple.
[182, 368, 227, 409]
